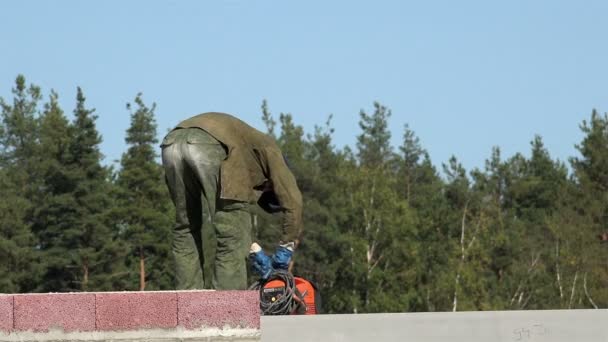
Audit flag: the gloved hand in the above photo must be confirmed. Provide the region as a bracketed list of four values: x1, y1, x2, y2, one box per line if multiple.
[249, 242, 273, 279]
[271, 242, 295, 270]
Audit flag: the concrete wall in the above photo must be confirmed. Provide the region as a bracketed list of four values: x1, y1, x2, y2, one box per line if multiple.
[0, 291, 260, 341]
[262, 309, 608, 342]
[3, 291, 605, 342]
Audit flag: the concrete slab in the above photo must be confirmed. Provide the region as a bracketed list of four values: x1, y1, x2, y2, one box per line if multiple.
[13, 293, 95, 332]
[3, 290, 261, 340]
[262, 309, 608, 342]
[0, 295, 13, 333]
[0, 327, 261, 341]
[96, 291, 178, 331]
[178, 290, 260, 329]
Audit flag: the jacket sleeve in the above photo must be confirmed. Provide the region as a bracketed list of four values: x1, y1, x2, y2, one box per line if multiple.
[263, 147, 303, 242]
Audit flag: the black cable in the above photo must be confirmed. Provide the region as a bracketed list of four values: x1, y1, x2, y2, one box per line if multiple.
[249, 270, 305, 315]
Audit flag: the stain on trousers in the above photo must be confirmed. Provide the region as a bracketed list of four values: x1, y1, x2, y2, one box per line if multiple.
[161, 128, 252, 290]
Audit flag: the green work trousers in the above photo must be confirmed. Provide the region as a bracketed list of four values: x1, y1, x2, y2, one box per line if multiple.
[161, 128, 252, 290]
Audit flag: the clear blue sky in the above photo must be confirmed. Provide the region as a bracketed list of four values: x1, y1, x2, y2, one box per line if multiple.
[2, 0, 607, 172]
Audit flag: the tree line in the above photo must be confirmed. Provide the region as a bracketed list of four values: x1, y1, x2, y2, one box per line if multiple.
[1, 75, 607, 313]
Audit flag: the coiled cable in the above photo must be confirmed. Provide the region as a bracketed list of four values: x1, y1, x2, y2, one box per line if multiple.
[249, 270, 305, 315]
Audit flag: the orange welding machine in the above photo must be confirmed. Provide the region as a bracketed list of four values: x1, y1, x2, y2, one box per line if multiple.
[251, 270, 321, 315]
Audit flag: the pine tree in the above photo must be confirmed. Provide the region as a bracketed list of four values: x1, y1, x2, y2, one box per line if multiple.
[114, 93, 173, 290]
[561, 109, 608, 308]
[32, 91, 79, 291]
[396, 125, 448, 312]
[0, 168, 38, 293]
[293, 115, 346, 293]
[261, 99, 276, 139]
[399, 125, 425, 203]
[450, 147, 509, 311]
[68, 88, 124, 291]
[256, 103, 349, 313]
[0, 75, 42, 292]
[0, 75, 41, 169]
[356, 102, 392, 168]
[500, 137, 569, 309]
[332, 102, 417, 313]
[440, 156, 472, 311]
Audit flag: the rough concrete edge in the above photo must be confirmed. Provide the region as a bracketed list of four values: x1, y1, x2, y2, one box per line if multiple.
[12, 291, 97, 333]
[176, 290, 261, 330]
[0, 294, 14, 333]
[94, 290, 179, 331]
[3, 290, 261, 334]
[8, 290, 215, 297]
[0, 326, 261, 341]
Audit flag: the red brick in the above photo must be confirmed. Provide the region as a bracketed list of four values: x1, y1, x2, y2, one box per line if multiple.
[178, 290, 260, 329]
[96, 292, 177, 331]
[14, 293, 95, 332]
[0, 295, 13, 333]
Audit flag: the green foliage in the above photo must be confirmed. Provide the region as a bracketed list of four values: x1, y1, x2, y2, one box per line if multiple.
[0, 75, 41, 168]
[0, 75, 606, 314]
[258, 102, 608, 313]
[0, 168, 39, 293]
[356, 102, 392, 167]
[64, 88, 124, 291]
[0, 75, 43, 292]
[113, 93, 173, 290]
[32, 90, 80, 291]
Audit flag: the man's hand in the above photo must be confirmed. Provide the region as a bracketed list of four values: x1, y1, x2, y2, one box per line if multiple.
[271, 242, 295, 270]
[249, 242, 273, 279]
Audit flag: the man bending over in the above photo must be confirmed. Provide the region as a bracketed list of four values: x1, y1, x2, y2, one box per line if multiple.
[161, 112, 303, 290]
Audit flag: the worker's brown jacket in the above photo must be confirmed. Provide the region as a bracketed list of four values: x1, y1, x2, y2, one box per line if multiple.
[174, 112, 303, 241]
